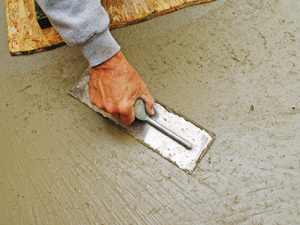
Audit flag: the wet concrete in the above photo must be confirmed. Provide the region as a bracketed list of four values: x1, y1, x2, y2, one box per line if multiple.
[1, 0, 300, 224]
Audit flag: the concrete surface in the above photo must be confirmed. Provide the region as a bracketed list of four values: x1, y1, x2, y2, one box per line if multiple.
[1, 0, 299, 224]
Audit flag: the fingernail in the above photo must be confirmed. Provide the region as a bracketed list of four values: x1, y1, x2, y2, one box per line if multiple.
[150, 108, 155, 115]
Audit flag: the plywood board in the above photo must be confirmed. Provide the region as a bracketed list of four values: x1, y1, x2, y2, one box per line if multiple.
[5, 0, 215, 55]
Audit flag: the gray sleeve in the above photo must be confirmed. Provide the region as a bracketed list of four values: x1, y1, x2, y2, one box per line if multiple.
[36, 0, 120, 67]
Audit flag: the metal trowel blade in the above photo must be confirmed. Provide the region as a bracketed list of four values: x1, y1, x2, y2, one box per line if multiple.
[69, 68, 215, 174]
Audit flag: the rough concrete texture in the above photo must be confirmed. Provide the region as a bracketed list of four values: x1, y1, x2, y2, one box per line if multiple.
[1, 0, 299, 224]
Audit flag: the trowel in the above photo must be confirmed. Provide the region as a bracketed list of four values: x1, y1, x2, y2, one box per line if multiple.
[69, 68, 215, 174]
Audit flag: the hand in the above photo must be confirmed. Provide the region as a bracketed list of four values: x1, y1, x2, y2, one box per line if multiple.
[89, 51, 155, 125]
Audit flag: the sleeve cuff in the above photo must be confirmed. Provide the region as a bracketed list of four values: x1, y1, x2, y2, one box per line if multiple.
[79, 28, 121, 67]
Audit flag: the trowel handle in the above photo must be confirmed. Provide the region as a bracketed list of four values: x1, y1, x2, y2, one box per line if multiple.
[134, 98, 193, 150]
[146, 117, 193, 150]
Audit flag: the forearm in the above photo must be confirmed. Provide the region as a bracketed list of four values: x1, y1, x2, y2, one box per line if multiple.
[36, 0, 120, 66]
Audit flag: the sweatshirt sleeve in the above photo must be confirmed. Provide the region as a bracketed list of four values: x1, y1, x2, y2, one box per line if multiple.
[35, 0, 120, 67]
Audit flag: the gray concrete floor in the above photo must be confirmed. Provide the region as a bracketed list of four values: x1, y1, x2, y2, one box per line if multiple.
[1, 0, 300, 224]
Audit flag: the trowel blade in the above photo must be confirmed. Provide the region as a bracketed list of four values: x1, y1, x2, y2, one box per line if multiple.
[69, 68, 215, 174]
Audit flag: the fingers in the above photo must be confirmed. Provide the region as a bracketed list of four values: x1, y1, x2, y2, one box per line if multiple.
[140, 90, 155, 116]
[111, 113, 120, 119]
[106, 101, 135, 124]
[120, 107, 135, 125]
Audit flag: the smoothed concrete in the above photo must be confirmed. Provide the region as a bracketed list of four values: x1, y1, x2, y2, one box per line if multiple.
[1, 0, 300, 224]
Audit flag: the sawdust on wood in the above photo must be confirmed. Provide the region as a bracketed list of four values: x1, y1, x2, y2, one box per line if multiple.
[5, 0, 64, 55]
[5, 0, 215, 56]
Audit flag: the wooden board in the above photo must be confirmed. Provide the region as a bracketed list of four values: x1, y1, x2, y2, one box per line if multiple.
[5, 0, 215, 56]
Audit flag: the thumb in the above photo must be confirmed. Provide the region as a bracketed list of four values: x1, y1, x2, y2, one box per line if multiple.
[142, 95, 155, 116]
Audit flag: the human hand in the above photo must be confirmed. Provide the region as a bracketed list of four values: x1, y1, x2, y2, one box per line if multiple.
[89, 51, 155, 125]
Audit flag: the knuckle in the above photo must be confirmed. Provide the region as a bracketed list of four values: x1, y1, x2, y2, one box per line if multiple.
[141, 86, 149, 94]
[92, 99, 104, 110]
[117, 101, 132, 115]
[111, 113, 120, 119]
[104, 102, 118, 115]
[121, 116, 134, 125]
[96, 102, 104, 110]
[118, 106, 130, 115]
[105, 105, 115, 114]
[89, 97, 96, 105]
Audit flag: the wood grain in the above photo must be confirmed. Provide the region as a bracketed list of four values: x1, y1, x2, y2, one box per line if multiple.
[5, 0, 215, 56]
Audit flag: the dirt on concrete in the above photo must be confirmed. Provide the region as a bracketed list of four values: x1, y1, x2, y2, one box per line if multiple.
[1, 0, 300, 224]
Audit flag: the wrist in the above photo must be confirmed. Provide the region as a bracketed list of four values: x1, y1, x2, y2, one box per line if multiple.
[79, 28, 121, 67]
[92, 51, 125, 72]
